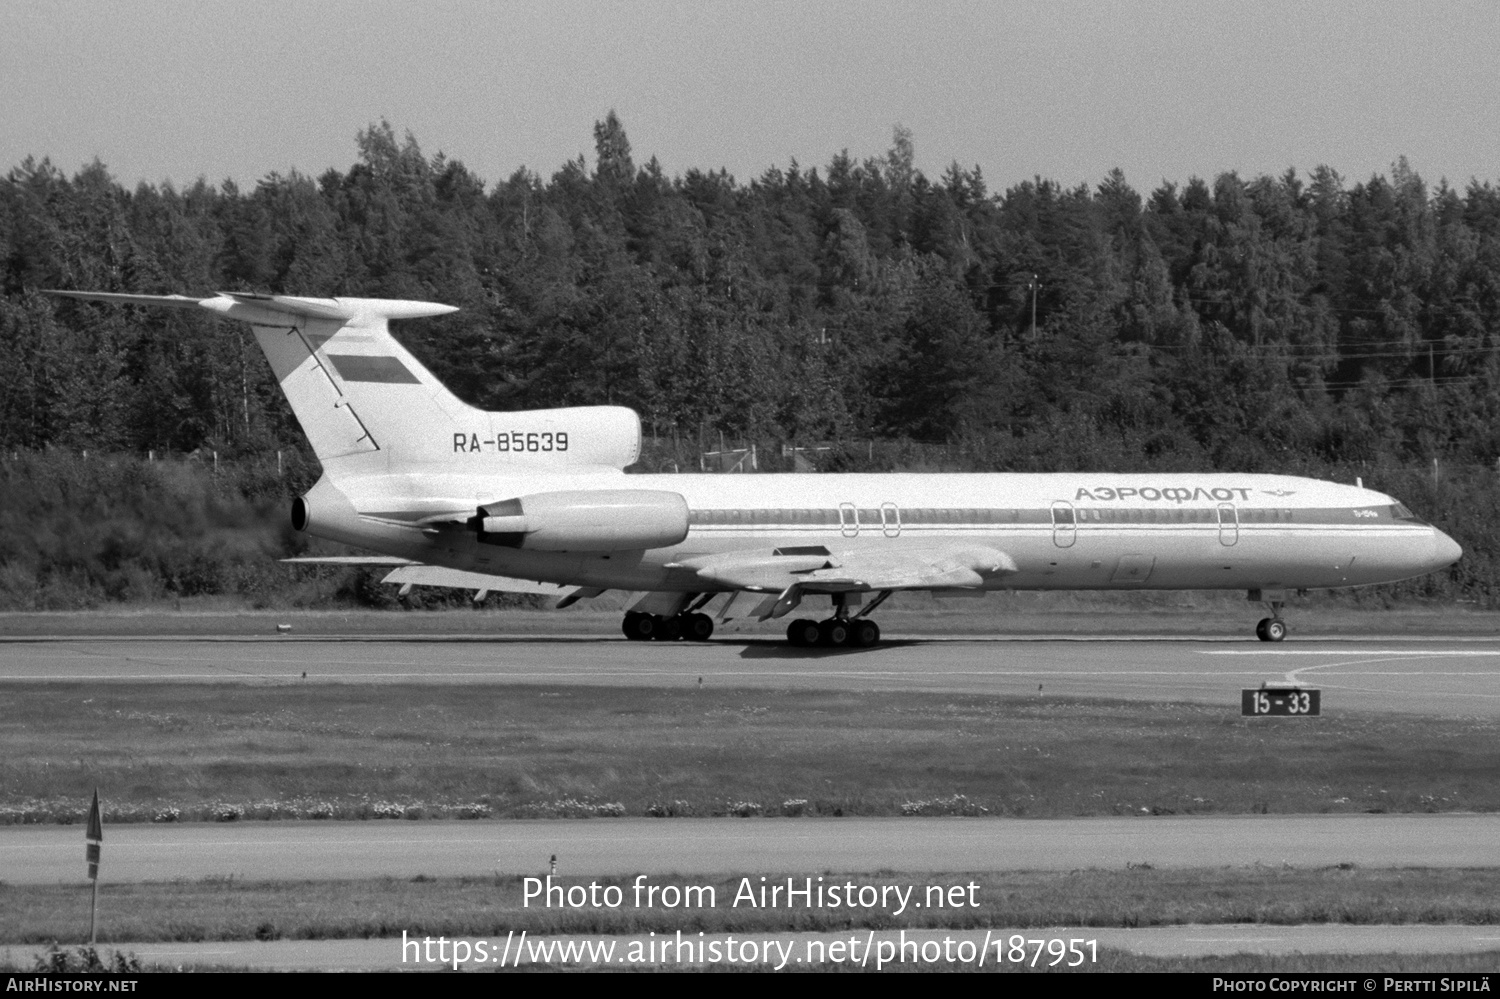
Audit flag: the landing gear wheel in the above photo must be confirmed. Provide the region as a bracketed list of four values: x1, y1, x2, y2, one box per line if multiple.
[818, 619, 850, 647]
[623, 612, 656, 641]
[850, 619, 881, 648]
[653, 614, 683, 641]
[1255, 617, 1287, 642]
[683, 612, 714, 641]
[786, 619, 820, 647]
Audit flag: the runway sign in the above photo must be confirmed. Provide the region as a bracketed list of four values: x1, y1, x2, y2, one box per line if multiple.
[1241, 687, 1320, 717]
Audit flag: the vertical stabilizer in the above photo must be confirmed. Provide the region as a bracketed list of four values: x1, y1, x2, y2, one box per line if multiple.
[48, 291, 643, 477]
[199, 294, 473, 475]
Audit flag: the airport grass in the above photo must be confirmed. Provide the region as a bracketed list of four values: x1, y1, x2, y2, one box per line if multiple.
[6, 868, 1500, 945]
[4, 682, 1500, 824]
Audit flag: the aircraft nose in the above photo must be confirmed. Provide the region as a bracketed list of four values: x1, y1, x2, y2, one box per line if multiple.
[1431, 528, 1463, 569]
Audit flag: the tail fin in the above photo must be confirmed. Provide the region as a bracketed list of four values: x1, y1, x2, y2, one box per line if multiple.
[48, 291, 641, 476]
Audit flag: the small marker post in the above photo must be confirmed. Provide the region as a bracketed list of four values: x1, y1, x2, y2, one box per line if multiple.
[85, 789, 102, 944]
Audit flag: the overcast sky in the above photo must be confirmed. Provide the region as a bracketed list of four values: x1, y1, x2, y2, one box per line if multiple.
[3, 0, 1498, 195]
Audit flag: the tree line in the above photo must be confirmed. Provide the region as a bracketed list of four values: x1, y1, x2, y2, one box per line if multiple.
[2, 114, 1498, 605]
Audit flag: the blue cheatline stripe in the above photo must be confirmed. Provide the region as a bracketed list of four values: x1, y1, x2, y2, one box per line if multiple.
[685, 507, 1428, 528]
[327, 354, 421, 384]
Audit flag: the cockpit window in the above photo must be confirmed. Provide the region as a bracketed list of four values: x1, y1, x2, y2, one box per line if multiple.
[1390, 503, 1427, 524]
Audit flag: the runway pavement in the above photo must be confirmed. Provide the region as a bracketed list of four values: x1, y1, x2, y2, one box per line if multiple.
[2, 633, 1500, 716]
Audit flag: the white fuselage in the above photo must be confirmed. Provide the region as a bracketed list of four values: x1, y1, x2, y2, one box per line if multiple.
[309, 469, 1462, 596]
[50, 290, 1462, 617]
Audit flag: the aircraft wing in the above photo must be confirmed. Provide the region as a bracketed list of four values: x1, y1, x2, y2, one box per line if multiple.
[282, 557, 603, 604]
[282, 556, 417, 566]
[382, 564, 608, 608]
[679, 544, 1018, 594]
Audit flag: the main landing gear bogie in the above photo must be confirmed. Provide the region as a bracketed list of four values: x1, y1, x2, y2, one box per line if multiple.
[786, 617, 881, 648]
[622, 610, 714, 642]
[786, 590, 891, 649]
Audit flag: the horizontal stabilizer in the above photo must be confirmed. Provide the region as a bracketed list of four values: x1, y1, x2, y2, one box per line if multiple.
[215, 292, 355, 322]
[47, 289, 458, 324]
[47, 290, 208, 310]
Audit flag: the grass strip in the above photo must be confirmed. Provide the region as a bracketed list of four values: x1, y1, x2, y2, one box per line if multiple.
[5, 682, 1499, 823]
[6, 868, 1500, 945]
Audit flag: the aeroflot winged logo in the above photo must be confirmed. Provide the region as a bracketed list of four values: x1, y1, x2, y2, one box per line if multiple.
[1262, 488, 1298, 498]
[1074, 486, 1255, 503]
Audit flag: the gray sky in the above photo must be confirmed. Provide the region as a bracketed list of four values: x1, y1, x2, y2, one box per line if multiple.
[3, 0, 1498, 194]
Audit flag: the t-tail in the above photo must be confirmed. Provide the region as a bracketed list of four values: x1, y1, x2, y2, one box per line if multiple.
[46, 291, 642, 480]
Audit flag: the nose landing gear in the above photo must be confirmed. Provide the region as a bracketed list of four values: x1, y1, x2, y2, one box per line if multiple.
[1255, 617, 1287, 642]
[1249, 589, 1288, 642]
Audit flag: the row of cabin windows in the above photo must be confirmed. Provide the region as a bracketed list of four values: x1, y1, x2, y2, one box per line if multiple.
[688, 508, 1028, 526]
[1073, 508, 1295, 524]
[688, 507, 1299, 526]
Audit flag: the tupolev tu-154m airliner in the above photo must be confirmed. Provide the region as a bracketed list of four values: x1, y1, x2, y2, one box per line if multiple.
[50, 290, 1462, 647]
